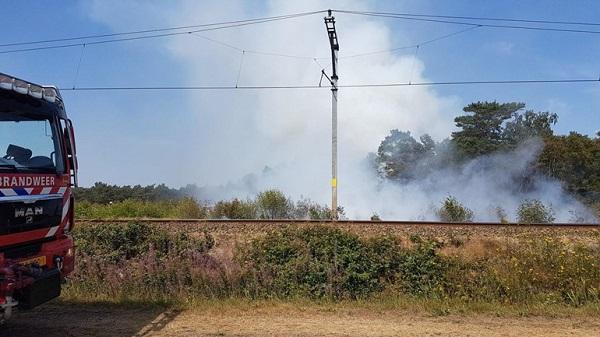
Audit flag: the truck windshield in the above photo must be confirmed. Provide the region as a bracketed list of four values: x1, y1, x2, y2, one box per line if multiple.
[0, 111, 64, 173]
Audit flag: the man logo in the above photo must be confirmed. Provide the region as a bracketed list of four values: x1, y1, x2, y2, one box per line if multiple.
[15, 207, 43, 218]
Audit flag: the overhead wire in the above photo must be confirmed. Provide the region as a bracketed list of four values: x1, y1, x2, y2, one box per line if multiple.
[5, 8, 600, 50]
[4, 8, 597, 94]
[0, 11, 325, 54]
[58, 78, 599, 92]
[71, 44, 86, 89]
[333, 9, 600, 27]
[235, 50, 245, 87]
[340, 25, 481, 59]
[335, 10, 600, 34]
[0, 10, 327, 48]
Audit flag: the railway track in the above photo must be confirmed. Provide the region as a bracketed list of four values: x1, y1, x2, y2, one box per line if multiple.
[78, 218, 600, 229]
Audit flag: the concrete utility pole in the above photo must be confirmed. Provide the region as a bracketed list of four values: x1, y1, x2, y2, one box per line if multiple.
[324, 10, 339, 220]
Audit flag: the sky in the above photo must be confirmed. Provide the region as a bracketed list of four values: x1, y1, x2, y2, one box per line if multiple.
[2, 0, 600, 200]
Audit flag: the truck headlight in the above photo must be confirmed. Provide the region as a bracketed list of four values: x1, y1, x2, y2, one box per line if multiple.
[13, 79, 29, 94]
[29, 84, 43, 99]
[42, 87, 57, 103]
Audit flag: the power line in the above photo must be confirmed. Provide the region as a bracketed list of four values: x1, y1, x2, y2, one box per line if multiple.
[0, 11, 324, 54]
[7, 8, 599, 50]
[334, 9, 600, 27]
[340, 25, 480, 59]
[0, 10, 326, 48]
[336, 10, 600, 34]
[58, 78, 599, 91]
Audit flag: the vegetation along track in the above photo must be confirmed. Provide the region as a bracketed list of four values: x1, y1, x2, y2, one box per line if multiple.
[79, 218, 600, 228]
[78, 219, 600, 244]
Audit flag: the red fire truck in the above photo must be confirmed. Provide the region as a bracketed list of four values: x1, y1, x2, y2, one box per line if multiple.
[0, 73, 77, 323]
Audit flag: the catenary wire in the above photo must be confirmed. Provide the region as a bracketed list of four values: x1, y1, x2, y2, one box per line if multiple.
[336, 10, 600, 34]
[0, 10, 327, 48]
[6, 8, 600, 49]
[340, 25, 481, 59]
[0, 11, 324, 54]
[58, 78, 599, 91]
[333, 9, 600, 27]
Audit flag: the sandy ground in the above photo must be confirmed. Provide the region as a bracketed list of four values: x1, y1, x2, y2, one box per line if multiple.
[2, 303, 600, 337]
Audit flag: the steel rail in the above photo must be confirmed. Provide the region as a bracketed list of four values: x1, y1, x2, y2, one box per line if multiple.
[77, 218, 600, 229]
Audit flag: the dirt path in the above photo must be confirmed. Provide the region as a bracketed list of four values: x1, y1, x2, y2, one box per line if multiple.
[2, 303, 600, 337]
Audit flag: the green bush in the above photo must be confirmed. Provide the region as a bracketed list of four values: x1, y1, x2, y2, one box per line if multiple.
[293, 199, 343, 220]
[436, 196, 474, 222]
[76, 198, 207, 219]
[211, 198, 257, 219]
[238, 226, 444, 299]
[75, 222, 214, 261]
[255, 190, 294, 219]
[396, 236, 447, 296]
[517, 199, 555, 223]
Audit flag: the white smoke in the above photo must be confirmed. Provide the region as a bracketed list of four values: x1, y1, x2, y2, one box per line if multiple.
[191, 139, 596, 222]
[345, 139, 596, 222]
[86, 1, 596, 222]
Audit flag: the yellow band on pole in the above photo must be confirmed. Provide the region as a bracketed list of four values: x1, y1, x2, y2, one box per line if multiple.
[331, 178, 337, 187]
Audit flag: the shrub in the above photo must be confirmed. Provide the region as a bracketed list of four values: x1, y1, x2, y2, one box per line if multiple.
[396, 236, 447, 296]
[67, 223, 226, 302]
[493, 206, 509, 223]
[75, 222, 214, 261]
[436, 196, 474, 222]
[517, 199, 555, 223]
[238, 226, 445, 299]
[211, 198, 257, 219]
[293, 199, 330, 220]
[256, 190, 294, 219]
[75, 198, 207, 219]
[172, 197, 208, 218]
[239, 226, 396, 298]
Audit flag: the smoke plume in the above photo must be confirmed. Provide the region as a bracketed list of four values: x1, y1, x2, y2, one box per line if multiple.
[86, 1, 596, 222]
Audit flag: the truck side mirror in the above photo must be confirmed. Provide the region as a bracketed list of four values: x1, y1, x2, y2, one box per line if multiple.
[63, 119, 78, 187]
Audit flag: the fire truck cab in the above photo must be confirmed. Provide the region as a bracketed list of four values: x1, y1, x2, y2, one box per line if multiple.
[0, 73, 77, 323]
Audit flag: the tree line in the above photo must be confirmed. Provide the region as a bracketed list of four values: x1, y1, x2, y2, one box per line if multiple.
[374, 101, 600, 204]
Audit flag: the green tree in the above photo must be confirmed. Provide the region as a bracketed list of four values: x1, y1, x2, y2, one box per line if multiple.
[376, 130, 435, 181]
[452, 101, 524, 158]
[503, 110, 557, 145]
[537, 132, 600, 198]
[256, 189, 294, 219]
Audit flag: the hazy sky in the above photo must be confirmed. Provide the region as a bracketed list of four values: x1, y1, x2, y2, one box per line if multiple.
[3, 0, 600, 192]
